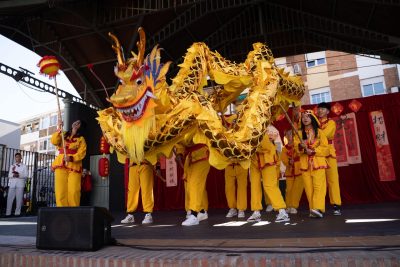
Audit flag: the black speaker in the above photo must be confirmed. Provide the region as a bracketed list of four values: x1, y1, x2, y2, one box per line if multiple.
[36, 206, 114, 251]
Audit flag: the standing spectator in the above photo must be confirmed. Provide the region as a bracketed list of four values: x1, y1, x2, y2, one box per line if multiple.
[80, 169, 92, 206]
[6, 153, 28, 216]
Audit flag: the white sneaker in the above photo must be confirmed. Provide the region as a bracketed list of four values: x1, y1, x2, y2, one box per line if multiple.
[247, 211, 261, 222]
[197, 211, 208, 221]
[265, 205, 273, 212]
[182, 214, 199, 226]
[289, 207, 298, 214]
[275, 209, 290, 223]
[121, 214, 134, 224]
[238, 210, 245, 218]
[142, 213, 153, 224]
[186, 210, 191, 219]
[226, 208, 238, 218]
[310, 209, 324, 218]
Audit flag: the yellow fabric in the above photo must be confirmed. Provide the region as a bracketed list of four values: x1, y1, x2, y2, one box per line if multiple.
[295, 129, 330, 171]
[250, 137, 278, 169]
[319, 118, 337, 157]
[302, 168, 326, 212]
[185, 181, 208, 212]
[186, 160, 210, 212]
[127, 164, 154, 213]
[326, 156, 342, 206]
[285, 176, 304, 209]
[281, 145, 302, 178]
[51, 132, 87, 172]
[54, 169, 81, 207]
[224, 164, 248, 211]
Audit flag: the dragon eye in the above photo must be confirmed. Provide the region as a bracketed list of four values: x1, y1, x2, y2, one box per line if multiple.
[136, 78, 142, 85]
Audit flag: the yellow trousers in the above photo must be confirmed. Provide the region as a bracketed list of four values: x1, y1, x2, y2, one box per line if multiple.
[250, 164, 286, 211]
[185, 181, 208, 211]
[302, 168, 326, 212]
[224, 164, 248, 211]
[55, 169, 81, 207]
[186, 160, 210, 212]
[326, 157, 341, 206]
[285, 176, 304, 209]
[127, 164, 154, 213]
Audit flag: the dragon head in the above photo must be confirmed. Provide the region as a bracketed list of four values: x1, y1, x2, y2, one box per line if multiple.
[107, 28, 171, 163]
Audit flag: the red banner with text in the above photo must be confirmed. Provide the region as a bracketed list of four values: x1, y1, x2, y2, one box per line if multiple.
[369, 110, 396, 181]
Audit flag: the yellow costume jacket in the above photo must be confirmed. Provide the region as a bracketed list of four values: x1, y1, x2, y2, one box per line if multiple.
[251, 137, 278, 170]
[281, 144, 301, 178]
[295, 129, 329, 171]
[319, 118, 336, 158]
[51, 131, 87, 173]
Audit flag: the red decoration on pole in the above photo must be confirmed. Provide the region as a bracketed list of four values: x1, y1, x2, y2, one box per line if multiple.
[349, 99, 362, 113]
[98, 157, 110, 177]
[37, 56, 61, 78]
[99, 136, 110, 154]
[331, 102, 344, 116]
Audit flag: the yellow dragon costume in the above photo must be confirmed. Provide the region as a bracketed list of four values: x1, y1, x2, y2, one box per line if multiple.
[97, 28, 305, 170]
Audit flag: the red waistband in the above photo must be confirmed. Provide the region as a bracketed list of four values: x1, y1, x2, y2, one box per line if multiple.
[58, 148, 77, 154]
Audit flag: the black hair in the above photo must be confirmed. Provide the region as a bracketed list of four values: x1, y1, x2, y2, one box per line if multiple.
[301, 114, 319, 140]
[66, 119, 87, 138]
[15, 152, 21, 157]
[317, 102, 331, 110]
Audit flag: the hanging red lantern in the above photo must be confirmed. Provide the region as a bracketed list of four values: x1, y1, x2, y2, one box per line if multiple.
[331, 102, 344, 116]
[99, 136, 110, 154]
[37, 56, 61, 78]
[98, 157, 110, 177]
[348, 99, 362, 113]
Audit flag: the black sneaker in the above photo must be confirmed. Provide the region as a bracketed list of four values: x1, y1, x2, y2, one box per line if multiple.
[333, 205, 342, 216]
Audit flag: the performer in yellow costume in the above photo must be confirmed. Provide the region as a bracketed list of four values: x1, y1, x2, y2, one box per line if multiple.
[176, 142, 210, 226]
[317, 102, 342, 216]
[51, 120, 87, 207]
[224, 163, 248, 218]
[281, 129, 303, 214]
[120, 161, 154, 224]
[247, 133, 289, 223]
[295, 110, 330, 218]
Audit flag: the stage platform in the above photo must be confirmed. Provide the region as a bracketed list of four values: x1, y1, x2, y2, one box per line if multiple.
[0, 202, 399, 266]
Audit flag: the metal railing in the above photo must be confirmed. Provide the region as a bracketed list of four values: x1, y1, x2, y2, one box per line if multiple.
[0, 145, 56, 216]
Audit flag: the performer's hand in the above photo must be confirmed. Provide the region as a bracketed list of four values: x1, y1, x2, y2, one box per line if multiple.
[57, 120, 64, 131]
[305, 148, 315, 156]
[289, 158, 294, 165]
[13, 171, 19, 178]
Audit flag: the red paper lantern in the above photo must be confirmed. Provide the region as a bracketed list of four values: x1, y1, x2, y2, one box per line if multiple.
[37, 56, 61, 78]
[331, 102, 344, 116]
[98, 157, 110, 177]
[348, 99, 362, 113]
[99, 136, 110, 154]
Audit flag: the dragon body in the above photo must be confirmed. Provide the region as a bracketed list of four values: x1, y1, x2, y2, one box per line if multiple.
[97, 28, 304, 169]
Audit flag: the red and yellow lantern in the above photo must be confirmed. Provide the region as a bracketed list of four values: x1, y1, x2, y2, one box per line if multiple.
[348, 99, 362, 113]
[98, 157, 110, 177]
[37, 56, 61, 78]
[99, 136, 110, 154]
[331, 102, 344, 116]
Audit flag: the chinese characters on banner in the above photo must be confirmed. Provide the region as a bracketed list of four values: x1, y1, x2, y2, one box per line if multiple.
[369, 110, 396, 181]
[332, 113, 362, 167]
[165, 153, 178, 187]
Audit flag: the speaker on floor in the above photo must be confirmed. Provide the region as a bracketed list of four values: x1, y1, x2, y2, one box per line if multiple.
[36, 206, 114, 251]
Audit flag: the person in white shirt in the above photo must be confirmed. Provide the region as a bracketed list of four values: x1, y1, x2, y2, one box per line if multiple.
[6, 153, 28, 216]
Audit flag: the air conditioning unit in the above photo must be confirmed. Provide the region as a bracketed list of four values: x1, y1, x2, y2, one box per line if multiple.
[293, 64, 301, 75]
[390, 86, 399, 93]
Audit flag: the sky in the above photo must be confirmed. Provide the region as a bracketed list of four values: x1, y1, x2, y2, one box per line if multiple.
[0, 34, 81, 123]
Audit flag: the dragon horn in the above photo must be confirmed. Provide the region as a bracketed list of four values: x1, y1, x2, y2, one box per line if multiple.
[136, 27, 146, 67]
[108, 32, 125, 67]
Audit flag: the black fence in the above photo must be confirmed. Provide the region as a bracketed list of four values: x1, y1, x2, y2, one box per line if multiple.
[0, 145, 56, 216]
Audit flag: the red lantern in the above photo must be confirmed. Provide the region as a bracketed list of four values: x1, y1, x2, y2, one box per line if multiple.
[37, 56, 61, 78]
[99, 136, 110, 154]
[348, 99, 362, 113]
[331, 102, 344, 116]
[98, 157, 110, 177]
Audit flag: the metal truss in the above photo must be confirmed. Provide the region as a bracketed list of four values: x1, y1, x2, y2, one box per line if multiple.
[0, 62, 98, 110]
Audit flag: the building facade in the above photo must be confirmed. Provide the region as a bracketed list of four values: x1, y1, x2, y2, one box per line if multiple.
[276, 51, 400, 105]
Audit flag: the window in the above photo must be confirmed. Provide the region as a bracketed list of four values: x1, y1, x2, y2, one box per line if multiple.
[41, 116, 50, 129]
[39, 139, 48, 151]
[310, 87, 332, 104]
[306, 58, 326, 68]
[50, 114, 58, 127]
[361, 77, 386, 97]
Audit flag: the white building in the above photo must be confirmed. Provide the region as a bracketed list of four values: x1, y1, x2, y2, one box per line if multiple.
[0, 118, 21, 149]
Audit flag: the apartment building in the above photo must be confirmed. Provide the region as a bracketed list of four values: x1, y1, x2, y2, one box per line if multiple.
[19, 110, 63, 155]
[276, 51, 400, 105]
